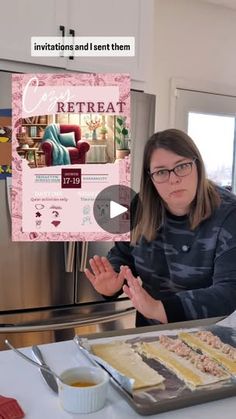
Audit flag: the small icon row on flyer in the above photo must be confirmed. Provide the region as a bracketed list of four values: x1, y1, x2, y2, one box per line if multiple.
[34, 204, 62, 228]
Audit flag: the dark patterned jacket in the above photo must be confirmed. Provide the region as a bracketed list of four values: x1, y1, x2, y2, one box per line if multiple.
[107, 187, 236, 326]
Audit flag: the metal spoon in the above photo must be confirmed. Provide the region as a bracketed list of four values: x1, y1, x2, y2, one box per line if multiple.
[5, 339, 61, 382]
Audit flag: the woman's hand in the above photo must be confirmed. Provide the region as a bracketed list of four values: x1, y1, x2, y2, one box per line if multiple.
[122, 267, 168, 324]
[84, 255, 126, 297]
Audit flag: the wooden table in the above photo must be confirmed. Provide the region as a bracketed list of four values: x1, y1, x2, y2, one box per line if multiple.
[17, 147, 39, 167]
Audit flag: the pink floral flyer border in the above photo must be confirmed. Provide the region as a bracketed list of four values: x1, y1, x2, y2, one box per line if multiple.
[12, 73, 131, 241]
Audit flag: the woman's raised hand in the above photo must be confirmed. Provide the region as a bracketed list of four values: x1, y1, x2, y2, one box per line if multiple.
[122, 267, 168, 324]
[84, 255, 126, 297]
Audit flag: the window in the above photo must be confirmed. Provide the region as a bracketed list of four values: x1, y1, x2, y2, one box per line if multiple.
[188, 112, 234, 188]
[175, 88, 236, 192]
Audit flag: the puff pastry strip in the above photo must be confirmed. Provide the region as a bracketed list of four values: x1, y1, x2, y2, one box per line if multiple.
[137, 338, 230, 389]
[91, 341, 165, 389]
[179, 332, 236, 374]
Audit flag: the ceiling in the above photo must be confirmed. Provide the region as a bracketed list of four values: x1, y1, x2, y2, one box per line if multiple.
[201, 0, 236, 10]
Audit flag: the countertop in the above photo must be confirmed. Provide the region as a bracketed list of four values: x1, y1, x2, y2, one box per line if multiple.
[1, 317, 236, 418]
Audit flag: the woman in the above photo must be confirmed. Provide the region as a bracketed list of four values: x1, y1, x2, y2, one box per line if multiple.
[85, 129, 236, 326]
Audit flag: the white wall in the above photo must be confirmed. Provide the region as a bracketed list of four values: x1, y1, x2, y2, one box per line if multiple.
[0, 72, 12, 108]
[153, 0, 236, 130]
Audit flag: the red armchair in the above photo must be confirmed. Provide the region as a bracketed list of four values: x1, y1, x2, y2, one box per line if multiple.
[41, 124, 90, 166]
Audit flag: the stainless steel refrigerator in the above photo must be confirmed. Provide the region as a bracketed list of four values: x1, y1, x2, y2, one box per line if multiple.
[0, 70, 156, 349]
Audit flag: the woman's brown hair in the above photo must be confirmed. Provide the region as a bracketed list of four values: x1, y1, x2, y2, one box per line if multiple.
[131, 129, 220, 244]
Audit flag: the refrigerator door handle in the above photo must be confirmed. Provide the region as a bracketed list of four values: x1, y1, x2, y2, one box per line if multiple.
[0, 307, 136, 332]
[79, 241, 89, 272]
[64, 242, 76, 272]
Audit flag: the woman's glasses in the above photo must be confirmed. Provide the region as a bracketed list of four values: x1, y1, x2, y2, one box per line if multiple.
[149, 159, 196, 184]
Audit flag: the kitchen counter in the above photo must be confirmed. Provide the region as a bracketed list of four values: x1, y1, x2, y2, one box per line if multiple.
[1, 319, 236, 418]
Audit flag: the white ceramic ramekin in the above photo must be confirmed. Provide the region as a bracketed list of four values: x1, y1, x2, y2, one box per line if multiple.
[58, 366, 109, 414]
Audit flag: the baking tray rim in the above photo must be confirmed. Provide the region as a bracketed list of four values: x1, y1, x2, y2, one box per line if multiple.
[76, 316, 236, 416]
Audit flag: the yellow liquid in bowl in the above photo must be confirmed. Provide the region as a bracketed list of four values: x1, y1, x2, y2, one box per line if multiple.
[70, 381, 96, 387]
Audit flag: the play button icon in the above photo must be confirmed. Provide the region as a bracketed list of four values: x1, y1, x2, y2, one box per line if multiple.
[93, 185, 141, 234]
[110, 201, 128, 219]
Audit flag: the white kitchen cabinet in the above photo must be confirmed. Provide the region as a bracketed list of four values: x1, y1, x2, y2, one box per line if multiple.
[0, 0, 153, 84]
[0, 0, 67, 68]
[66, 0, 154, 83]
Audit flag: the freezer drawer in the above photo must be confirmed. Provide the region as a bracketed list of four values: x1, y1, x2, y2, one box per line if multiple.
[0, 299, 135, 349]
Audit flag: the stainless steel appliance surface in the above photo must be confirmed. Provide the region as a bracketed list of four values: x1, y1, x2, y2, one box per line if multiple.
[0, 70, 156, 349]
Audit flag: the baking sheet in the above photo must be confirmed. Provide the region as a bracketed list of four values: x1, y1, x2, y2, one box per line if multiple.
[74, 317, 236, 415]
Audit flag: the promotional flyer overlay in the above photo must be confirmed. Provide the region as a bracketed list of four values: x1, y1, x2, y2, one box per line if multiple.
[12, 73, 131, 241]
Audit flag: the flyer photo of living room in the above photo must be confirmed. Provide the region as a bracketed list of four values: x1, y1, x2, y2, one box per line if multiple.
[16, 113, 131, 168]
